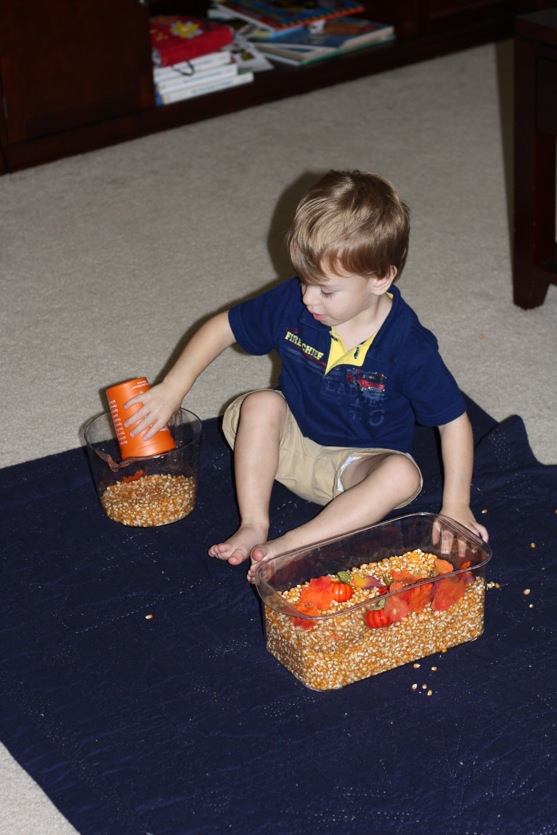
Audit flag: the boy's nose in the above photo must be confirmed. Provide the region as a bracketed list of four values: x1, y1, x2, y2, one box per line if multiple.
[302, 285, 318, 307]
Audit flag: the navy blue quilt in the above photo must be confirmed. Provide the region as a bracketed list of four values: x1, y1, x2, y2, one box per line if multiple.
[1, 397, 556, 835]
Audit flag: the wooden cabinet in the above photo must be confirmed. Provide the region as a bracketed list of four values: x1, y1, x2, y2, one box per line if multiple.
[367, 0, 551, 36]
[0, 0, 153, 172]
[0, 0, 152, 143]
[0, 0, 553, 173]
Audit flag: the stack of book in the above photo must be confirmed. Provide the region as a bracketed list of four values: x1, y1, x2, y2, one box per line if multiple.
[150, 16, 256, 105]
[210, 1, 395, 66]
[250, 17, 395, 65]
[153, 51, 255, 105]
[210, 0, 366, 33]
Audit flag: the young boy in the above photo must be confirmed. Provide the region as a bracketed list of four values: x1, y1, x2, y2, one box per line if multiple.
[126, 170, 488, 582]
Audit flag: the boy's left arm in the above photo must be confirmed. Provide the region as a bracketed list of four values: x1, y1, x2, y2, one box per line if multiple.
[438, 412, 489, 542]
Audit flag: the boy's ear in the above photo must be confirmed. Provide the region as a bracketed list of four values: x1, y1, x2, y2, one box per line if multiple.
[372, 265, 397, 293]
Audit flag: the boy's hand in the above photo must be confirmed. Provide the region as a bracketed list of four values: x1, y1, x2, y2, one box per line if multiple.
[439, 502, 489, 543]
[438, 414, 488, 546]
[124, 381, 183, 441]
[120, 311, 236, 442]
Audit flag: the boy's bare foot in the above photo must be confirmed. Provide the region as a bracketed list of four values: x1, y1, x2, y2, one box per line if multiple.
[247, 536, 297, 583]
[247, 543, 272, 583]
[208, 522, 268, 566]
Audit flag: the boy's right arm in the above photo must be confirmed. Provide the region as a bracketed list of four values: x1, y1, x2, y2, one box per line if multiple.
[124, 310, 236, 441]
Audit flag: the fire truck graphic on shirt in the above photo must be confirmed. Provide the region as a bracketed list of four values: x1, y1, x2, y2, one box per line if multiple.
[345, 369, 387, 426]
[346, 369, 386, 400]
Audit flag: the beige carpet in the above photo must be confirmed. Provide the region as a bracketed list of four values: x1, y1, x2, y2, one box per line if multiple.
[0, 39, 556, 834]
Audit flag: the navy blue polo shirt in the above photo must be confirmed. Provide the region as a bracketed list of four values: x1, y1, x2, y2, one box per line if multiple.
[228, 278, 465, 453]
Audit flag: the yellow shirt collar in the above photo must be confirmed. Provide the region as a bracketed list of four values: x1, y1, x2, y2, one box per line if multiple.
[325, 329, 376, 374]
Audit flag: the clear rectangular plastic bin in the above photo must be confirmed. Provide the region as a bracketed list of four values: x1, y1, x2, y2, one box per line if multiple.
[254, 513, 492, 690]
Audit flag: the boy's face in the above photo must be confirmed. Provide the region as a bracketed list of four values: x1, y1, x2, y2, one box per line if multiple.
[300, 267, 393, 330]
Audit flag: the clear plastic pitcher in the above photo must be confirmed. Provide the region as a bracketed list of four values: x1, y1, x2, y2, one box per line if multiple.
[84, 408, 201, 527]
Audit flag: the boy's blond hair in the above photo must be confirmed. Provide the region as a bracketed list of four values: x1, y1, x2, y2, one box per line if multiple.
[287, 170, 410, 283]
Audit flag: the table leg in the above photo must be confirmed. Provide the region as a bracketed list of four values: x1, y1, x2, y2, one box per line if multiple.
[513, 35, 556, 309]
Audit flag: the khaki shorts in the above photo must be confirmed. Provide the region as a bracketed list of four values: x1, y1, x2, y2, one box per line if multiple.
[222, 391, 423, 507]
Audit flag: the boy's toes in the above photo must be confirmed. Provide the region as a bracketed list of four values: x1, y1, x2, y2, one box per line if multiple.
[250, 544, 268, 563]
[227, 547, 250, 566]
[208, 542, 228, 558]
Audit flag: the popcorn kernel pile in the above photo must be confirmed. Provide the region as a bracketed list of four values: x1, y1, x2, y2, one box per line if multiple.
[101, 473, 196, 526]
